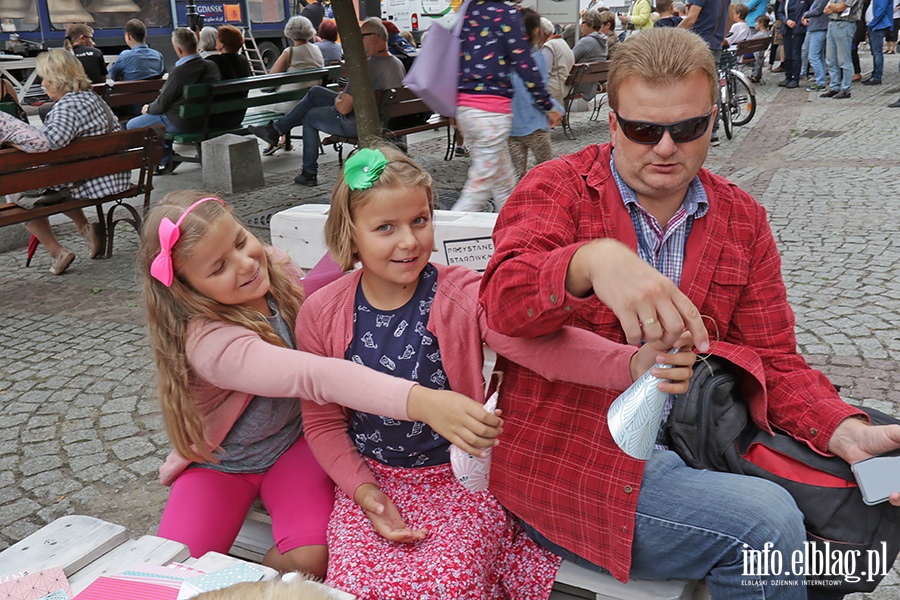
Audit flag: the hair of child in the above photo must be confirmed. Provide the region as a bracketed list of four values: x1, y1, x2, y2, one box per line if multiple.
[325, 145, 436, 271]
[139, 190, 305, 462]
[520, 7, 542, 43]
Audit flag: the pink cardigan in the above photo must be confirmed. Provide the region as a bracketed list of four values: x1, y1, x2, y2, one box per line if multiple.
[298, 263, 638, 498]
[157, 249, 416, 486]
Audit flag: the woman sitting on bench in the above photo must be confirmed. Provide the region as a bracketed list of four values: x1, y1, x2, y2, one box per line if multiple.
[1, 49, 131, 275]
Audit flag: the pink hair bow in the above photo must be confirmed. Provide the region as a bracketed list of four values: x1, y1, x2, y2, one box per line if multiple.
[149, 197, 224, 287]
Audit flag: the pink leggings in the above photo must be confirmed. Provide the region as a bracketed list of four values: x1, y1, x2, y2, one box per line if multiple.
[157, 437, 334, 558]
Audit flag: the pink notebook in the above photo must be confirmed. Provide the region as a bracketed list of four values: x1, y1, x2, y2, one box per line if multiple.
[74, 577, 178, 600]
[0, 567, 72, 600]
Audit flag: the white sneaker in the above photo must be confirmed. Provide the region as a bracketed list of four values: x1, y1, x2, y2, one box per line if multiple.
[49, 248, 75, 275]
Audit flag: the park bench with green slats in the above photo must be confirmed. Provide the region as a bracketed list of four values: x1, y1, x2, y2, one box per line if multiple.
[168, 65, 342, 167]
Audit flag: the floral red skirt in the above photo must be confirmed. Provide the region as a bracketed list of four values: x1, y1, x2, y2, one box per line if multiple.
[325, 459, 562, 600]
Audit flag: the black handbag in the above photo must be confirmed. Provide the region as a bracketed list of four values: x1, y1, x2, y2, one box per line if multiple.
[664, 357, 900, 594]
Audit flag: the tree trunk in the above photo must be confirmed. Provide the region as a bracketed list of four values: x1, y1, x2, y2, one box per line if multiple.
[331, 0, 381, 147]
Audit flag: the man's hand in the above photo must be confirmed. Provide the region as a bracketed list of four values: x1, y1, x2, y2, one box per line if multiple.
[354, 483, 429, 543]
[406, 386, 503, 457]
[787, 19, 796, 27]
[802, 16, 809, 25]
[141, 104, 149, 114]
[565, 239, 710, 351]
[827, 417, 900, 506]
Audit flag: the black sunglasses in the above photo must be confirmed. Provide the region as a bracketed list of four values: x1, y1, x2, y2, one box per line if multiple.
[615, 109, 713, 145]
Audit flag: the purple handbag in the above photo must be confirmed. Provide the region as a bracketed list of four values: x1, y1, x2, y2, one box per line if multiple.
[402, 0, 471, 117]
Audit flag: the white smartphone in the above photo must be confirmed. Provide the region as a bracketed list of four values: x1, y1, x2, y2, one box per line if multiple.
[851, 450, 900, 505]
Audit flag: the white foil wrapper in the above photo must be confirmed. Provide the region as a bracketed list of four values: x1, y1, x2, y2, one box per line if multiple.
[450, 391, 499, 492]
[607, 357, 674, 461]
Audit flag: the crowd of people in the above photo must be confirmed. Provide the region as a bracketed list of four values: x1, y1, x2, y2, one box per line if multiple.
[3, 9, 900, 600]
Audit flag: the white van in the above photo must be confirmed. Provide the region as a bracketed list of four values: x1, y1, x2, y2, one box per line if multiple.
[380, 0, 460, 42]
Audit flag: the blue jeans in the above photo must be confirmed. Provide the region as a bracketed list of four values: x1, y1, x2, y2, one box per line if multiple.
[127, 112, 182, 166]
[808, 30, 828, 86]
[868, 27, 888, 80]
[521, 450, 808, 599]
[826, 21, 856, 91]
[273, 85, 357, 176]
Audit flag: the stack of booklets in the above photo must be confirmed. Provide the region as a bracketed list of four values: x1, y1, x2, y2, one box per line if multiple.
[1, 563, 267, 600]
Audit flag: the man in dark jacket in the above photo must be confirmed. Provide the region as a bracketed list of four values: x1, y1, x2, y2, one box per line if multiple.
[67, 23, 107, 84]
[300, 0, 325, 31]
[126, 27, 220, 171]
[777, 0, 808, 87]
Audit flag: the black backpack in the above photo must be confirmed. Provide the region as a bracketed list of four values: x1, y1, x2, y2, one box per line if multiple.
[664, 357, 900, 594]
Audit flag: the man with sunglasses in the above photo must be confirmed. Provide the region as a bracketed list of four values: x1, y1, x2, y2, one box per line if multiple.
[480, 27, 900, 599]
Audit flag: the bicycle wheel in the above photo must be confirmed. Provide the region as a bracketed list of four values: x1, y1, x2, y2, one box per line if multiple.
[730, 73, 756, 126]
[720, 81, 733, 140]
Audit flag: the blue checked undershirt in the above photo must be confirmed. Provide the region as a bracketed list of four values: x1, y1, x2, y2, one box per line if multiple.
[609, 151, 709, 447]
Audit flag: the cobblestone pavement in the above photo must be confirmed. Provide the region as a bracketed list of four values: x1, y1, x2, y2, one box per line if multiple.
[2, 55, 899, 598]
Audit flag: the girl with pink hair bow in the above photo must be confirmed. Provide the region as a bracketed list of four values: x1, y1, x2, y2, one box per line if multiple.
[139, 190, 503, 577]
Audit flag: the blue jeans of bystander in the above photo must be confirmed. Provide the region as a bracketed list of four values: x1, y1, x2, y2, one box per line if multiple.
[808, 30, 828, 86]
[126, 112, 183, 167]
[273, 85, 357, 176]
[826, 21, 856, 91]
[520, 450, 808, 600]
[869, 27, 888, 80]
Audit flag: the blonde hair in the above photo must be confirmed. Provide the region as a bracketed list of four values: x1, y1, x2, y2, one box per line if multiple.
[139, 190, 305, 462]
[37, 49, 91, 94]
[326, 146, 435, 271]
[607, 27, 717, 111]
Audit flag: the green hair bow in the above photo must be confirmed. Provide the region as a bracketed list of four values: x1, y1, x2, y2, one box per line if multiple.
[344, 148, 389, 191]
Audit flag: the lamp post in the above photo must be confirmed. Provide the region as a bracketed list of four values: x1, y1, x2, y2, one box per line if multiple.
[184, 0, 204, 32]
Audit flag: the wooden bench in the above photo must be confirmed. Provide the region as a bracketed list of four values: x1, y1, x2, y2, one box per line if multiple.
[232, 488, 703, 600]
[561, 60, 611, 140]
[170, 66, 342, 168]
[734, 35, 773, 58]
[732, 36, 773, 79]
[92, 78, 166, 121]
[320, 85, 455, 166]
[0, 125, 164, 260]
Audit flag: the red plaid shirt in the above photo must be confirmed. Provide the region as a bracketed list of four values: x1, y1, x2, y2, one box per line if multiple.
[479, 143, 862, 582]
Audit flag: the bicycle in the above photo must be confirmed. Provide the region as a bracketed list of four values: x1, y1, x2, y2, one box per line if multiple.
[717, 49, 757, 140]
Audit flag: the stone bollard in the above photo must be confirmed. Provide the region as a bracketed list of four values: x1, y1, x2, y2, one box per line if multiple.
[201, 134, 265, 194]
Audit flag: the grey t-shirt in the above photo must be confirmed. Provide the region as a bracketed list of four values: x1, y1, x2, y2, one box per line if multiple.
[344, 54, 406, 99]
[202, 297, 303, 473]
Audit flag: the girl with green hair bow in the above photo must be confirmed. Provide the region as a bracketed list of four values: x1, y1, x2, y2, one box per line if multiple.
[298, 146, 696, 599]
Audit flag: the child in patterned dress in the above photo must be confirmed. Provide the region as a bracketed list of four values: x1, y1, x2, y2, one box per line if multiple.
[139, 191, 504, 577]
[299, 147, 697, 599]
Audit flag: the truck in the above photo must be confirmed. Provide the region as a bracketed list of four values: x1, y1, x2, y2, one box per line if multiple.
[0, 0, 302, 69]
[376, 0, 630, 43]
